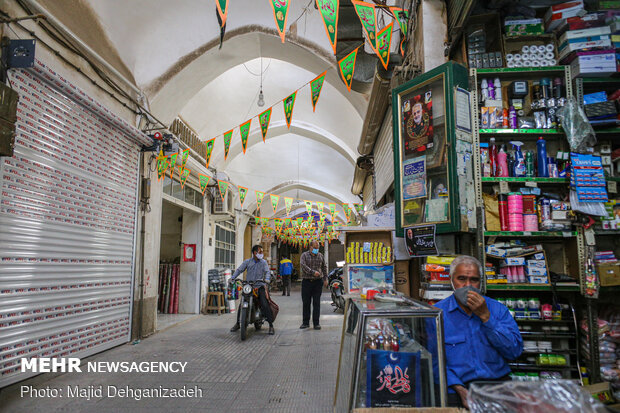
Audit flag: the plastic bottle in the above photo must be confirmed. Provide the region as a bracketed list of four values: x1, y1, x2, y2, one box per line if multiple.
[509, 106, 517, 129]
[488, 78, 496, 100]
[526, 151, 535, 177]
[494, 78, 502, 101]
[537, 137, 549, 177]
[481, 79, 489, 101]
[489, 137, 498, 177]
[548, 157, 558, 178]
[497, 145, 509, 177]
[511, 141, 526, 177]
[502, 108, 509, 128]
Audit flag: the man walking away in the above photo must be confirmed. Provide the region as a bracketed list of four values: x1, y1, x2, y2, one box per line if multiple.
[299, 241, 327, 330]
[279, 256, 293, 296]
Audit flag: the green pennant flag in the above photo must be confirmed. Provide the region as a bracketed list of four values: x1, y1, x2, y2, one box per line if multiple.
[376, 22, 393, 70]
[239, 119, 251, 154]
[391, 7, 409, 55]
[316, 0, 339, 54]
[296, 217, 304, 227]
[304, 200, 313, 215]
[258, 107, 272, 142]
[156, 152, 168, 181]
[205, 138, 215, 169]
[284, 197, 293, 216]
[318, 220, 325, 233]
[167, 153, 178, 179]
[238, 186, 248, 207]
[270, 194, 280, 213]
[255, 191, 265, 210]
[284, 217, 291, 227]
[283, 91, 297, 129]
[354, 203, 364, 214]
[329, 203, 336, 217]
[261, 217, 269, 226]
[316, 201, 325, 214]
[179, 148, 190, 172]
[342, 203, 351, 220]
[217, 180, 229, 201]
[199, 174, 210, 194]
[338, 46, 359, 92]
[223, 129, 233, 160]
[215, 0, 229, 26]
[255, 216, 261, 225]
[269, 0, 290, 43]
[310, 71, 327, 112]
[352, 0, 377, 51]
[180, 168, 191, 188]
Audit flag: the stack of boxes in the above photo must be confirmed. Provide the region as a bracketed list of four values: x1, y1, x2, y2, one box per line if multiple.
[486, 241, 548, 284]
[346, 241, 391, 264]
[419, 256, 455, 303]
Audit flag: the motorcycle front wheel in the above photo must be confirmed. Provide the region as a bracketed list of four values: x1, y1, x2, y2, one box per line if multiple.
[240, 306, 248, 341]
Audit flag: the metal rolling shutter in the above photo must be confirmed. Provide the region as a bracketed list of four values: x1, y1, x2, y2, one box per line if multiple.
[374, 111, 394, 201]
[362, 174, 374, 210]
[0, 61, 147, 387]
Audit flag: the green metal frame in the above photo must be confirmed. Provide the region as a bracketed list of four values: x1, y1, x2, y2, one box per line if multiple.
[392, 61, 469, 237]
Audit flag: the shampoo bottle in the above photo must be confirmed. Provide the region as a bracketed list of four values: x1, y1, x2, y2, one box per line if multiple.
[489, 137, 498, 177]
[497, 145, 509, 177]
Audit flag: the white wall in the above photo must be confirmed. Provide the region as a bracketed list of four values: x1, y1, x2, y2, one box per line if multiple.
[179, 209, 202, 313]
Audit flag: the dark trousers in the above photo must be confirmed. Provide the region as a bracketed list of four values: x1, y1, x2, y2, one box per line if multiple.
[302, 278, 322, 326]
[236, 286, 274, 325]
[447, 374, 511, 407]
[281, 274, 291, 295]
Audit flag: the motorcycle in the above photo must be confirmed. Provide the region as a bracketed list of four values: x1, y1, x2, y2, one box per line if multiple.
[234, 279, 267, 341]
[328, 267, 345, 312]
[269, 270, 282, 292]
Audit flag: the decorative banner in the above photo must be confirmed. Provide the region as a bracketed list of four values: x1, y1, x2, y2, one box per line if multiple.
[316, 201, 325, 214]
[318, 220, 325, 233]
[283, 91, 297, 129]
[179, 168, 191, 188]
[217, 180, 229, 201]
[258, 107, 272, 142]
[199, 174, 211, 194]
[255, 216, 261, 225]
[352, 0, 377, 51]
[284, 217, 292, 227]
[343, 203, 351, 221]
[310, 71, 327, 112]
[238, 186, 248, 207]
[391, 7, 410, 55]
[284, 197, 294, 216]
[261, 217, 269, 226]
[329, 203, 336, 217]
[240, 119, 252, 154]
[375, 22, 393, 70]
[316, 0, 339, 54]
[167, 153, 178, 178]
[296, 217, 304, 227]
[156, 152, 168, 181]
[223, 129, 233, 160]
[270, 194, 280, 213]
[354, 203, 364, 214]
[304, 200, 313, 215]
[338, 46, 360, 92]
[205, 138, 215, 169]
[333, 210, 339, 221]
[215, 0, 229, 26]
[255, 191, 265, 210]
[269, 0, 290, 43]
[179, 149, 190, 172]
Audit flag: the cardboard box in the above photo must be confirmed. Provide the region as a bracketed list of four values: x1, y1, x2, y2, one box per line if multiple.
[597, 262, 620, 286]
[528, 275, 549, 284]
[354, 408, 467, 413]
[585, 382, 616, 404]
[395, 260, 411, 297]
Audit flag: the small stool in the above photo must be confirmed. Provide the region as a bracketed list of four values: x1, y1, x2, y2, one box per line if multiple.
[205, 292, 226, 315]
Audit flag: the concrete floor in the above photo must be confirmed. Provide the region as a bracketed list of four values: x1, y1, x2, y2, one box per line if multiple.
[0, 289, 344, 413]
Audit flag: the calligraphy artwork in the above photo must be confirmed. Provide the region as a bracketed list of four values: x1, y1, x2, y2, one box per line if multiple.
[255, 191, 265, 210]
[217, 180, 229, 201]
[310, 71, 327, 112]
[199, 174, 211, 194]
[283, 91, 297, 129]
[167, 153, 178, 178]
[205, 138, 215, 169]
[223, 129, 233, 160]
[270, 194, 280, 213]
[240, 119, 251, 154]
[402, 156, 426, 200]
[258, 107, 272, 142]
[367, 349, 421, 407]
[238, 186, 248, 207]
[269, 0, 290, 43]
[179, 168, 191, 188]
[156, 152, 168, 181]
[352, 0, 377, 51]
[316, 0, 339, 54]
[338, 46, 359, 92]
[375, 22, 393, 70]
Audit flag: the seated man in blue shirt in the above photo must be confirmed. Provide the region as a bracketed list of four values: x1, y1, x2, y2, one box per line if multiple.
[435, 255, 522, 408]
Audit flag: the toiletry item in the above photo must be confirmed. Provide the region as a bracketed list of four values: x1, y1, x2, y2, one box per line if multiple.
[511, 141, 526, 177]
[509, 106, 517, 129]
[481, 78, 489, 101]
[480, 143, 491, 177]
[489, 138, 498, 177]
[494, 78, 502, 100]
[497, 145, 509, 177]
[488, 78, 496, 100]
[537, 137, 548, 177]
[526, 150, 535, 177]
[503, 108, 509, 128]
[498, 194, 509, 231]
[548, 157, 558, 178]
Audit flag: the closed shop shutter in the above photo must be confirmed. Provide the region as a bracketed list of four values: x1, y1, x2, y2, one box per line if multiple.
[374, 111, 394, 202]
[0, 61, 148, 387]
[362, 174, 374, 210]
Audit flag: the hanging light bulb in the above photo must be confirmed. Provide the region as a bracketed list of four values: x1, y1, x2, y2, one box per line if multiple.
[258, 89, 265, 107]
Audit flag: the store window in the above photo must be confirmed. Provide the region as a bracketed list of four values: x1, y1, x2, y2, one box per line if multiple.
[163, 176, 203, 209]
[215, 220, 236, 269]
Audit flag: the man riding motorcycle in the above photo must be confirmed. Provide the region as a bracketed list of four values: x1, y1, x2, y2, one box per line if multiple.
[229, 245, 275, 335]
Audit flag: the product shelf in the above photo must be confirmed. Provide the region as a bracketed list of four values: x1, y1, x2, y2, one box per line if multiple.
[479, 128, 563, 134]
[484, 231, 577, 237]
[515, 319, 574, 324]
[591, 127, 620, 135]
[606, 177, 620, 182]
[508, 363, 577, 371]
[521, 349, 577, 355]
[519, 332, 577, 339]
[486, 284, 580, 291]
[481, 177, 568, 183]
[475, 66, 567, 75]
[594, 229, 620, 235]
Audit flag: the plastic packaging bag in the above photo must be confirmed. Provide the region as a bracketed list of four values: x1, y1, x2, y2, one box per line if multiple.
[570, 190, 608, 217]
[468, 380, 607, 413]
[557, 96, 596, 152]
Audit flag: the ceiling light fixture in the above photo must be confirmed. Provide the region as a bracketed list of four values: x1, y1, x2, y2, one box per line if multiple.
[257, 58, 265, 107]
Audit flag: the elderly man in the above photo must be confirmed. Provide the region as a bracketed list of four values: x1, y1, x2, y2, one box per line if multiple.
[299, 241, 328, 330]
[434, 255, 522, 408]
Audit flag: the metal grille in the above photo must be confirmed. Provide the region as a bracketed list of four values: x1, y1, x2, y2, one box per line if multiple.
[0, 62, 141, 387]
[215, 220, 236, 269]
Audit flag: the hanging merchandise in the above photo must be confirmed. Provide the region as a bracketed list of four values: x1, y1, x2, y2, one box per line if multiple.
[305, 200, 313, 214]
[269, 0, 291, 43]
[310, 71, 327, 112]
[205, 138, 215, 168]
[339, 46, 360, 92]
[256, 190, 265, 210]
[352, 0, 377, 51]
[215, 0, 229, 26]
[199, 174, 211, 194]
[391, 7, 409, 55]
[270, 194, 280, 213]
[238, 186, 248, 207]
[179, 148, 190, 172]
[167, 153, 178, 178]
[258, 107, 272, 142]
[217, 180, 229, 201]
[375, 22, 393, 70]
[223, 129, 233, 160]
[316, 0, 339, 54]
[284, 196, 294, 215]
[157, 151, 168, 180]
[240, 119, 252, 154]
[283, 91, 297, 129]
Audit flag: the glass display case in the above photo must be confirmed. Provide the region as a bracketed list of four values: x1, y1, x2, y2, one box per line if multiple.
[333, 297, 447, 412]
[392, 61, 473, 236]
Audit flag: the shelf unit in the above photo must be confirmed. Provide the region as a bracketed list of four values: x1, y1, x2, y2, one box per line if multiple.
[486, 284, 579, 291]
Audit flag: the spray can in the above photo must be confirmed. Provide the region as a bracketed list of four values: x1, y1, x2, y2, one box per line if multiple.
[509, 106, 518, 129]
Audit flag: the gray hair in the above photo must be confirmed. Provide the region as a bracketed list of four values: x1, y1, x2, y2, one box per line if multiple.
[449, 255, 483, 278]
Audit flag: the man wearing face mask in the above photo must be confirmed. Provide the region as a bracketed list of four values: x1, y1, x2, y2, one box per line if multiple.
[434, 255, 522, 408]
[299, 241, 328, 330]
[230, 245, 275, 335]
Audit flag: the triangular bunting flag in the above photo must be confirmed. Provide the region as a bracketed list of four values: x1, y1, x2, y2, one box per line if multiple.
[296, 217, 304, 227]
[329, 203, 336, 217]
[338, 46, 359, 92]
[284, 218, 291, 227]
[199, 174, 210, 194]
[316, 0, 339, 54]
[343, 203, 351, 221]
[167, 153, 178, 178]
[180, 168, 191, 188]
[255, 191, 265, 210]
[156, 151, 168, 181]
[283, 91, 297, 129]
[179, 149, 190, 172]
[355, 203, 364, 214]
[223, 129, 233, 160]
[310, 71, 326, 112]
[258, 107, 272, 142]
[261, 218, 269, 226]
[316, 201, 325, 214]
[269, 0, 290, 43]
[239, 119, 251, 154]
[352, 0, 377, 51]
[304, 200, 313, 215]
[217, 180, 229, 201]
[205, 138, 215, 169]
[238, 186, 248, 207]
[284, 197, 294, 216]
[333, 210, 339, 221]
[391, 7, 409, 55]
[215, 0, 229, 26]
[255, 216, 261, 225]
[376, 22, 393, 70]
[270, 194, 280, 213]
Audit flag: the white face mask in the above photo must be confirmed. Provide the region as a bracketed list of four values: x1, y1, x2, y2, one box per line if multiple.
[255, 253, 264, 260]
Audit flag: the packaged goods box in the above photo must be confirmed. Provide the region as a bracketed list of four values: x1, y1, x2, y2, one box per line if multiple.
[597, 262, 620, 286]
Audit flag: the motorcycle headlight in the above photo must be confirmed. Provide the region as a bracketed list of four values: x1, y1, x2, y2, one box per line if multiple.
[242, 284, 252, 295]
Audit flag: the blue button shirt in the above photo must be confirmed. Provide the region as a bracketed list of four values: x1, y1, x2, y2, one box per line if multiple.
[434, 294, 523, 391]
